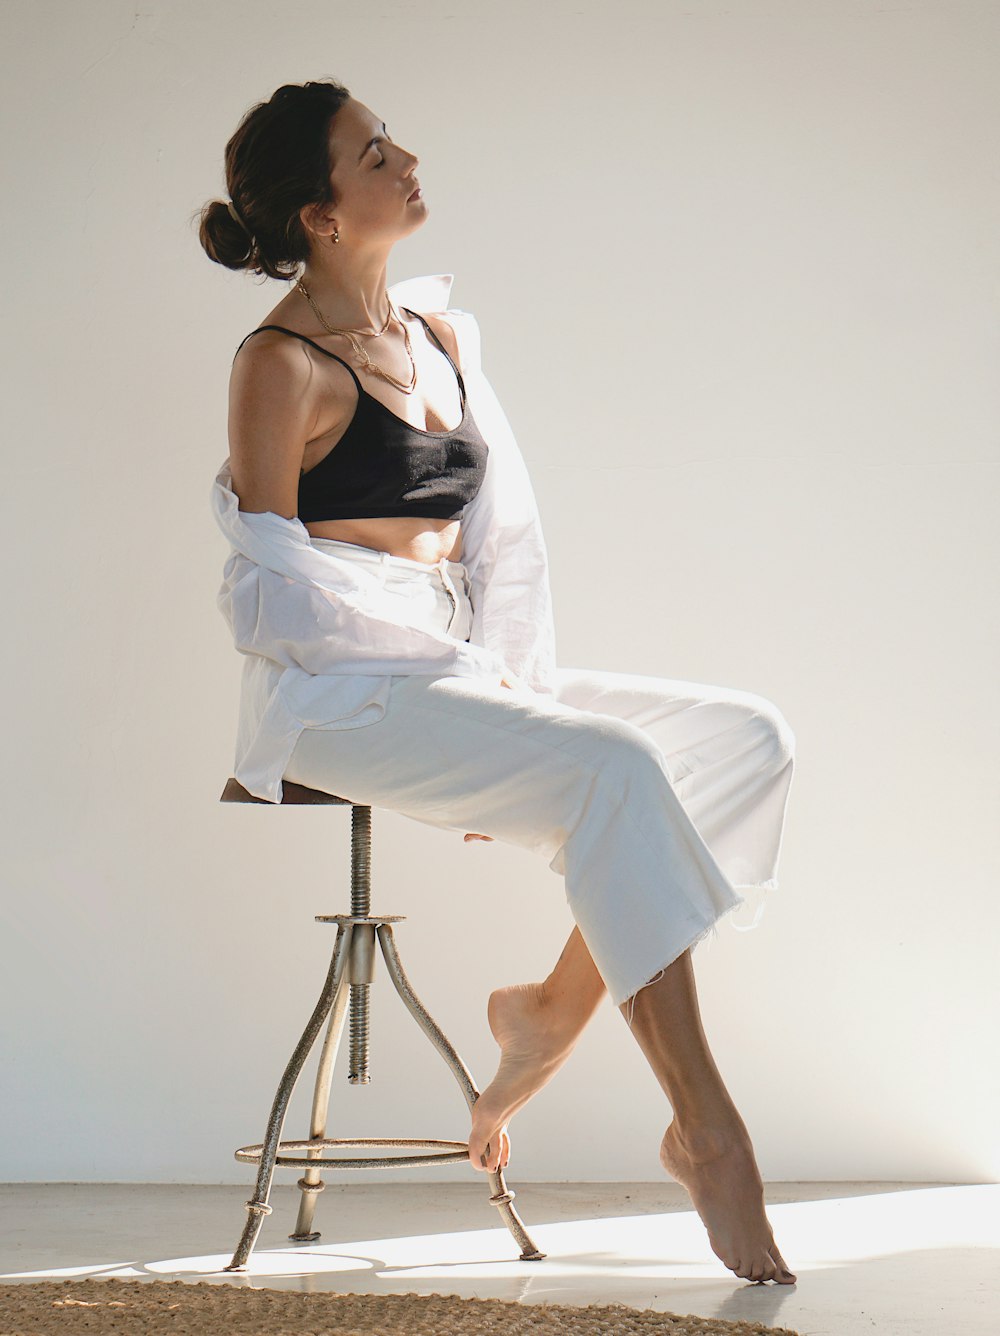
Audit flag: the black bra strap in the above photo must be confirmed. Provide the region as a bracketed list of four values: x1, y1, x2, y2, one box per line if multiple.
[232, 325, 362, 388]
[401, 307, 467, 400]
[234, 313, 465, 402]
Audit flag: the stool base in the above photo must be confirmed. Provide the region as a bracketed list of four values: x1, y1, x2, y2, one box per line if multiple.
[223, 915, 547, 1271]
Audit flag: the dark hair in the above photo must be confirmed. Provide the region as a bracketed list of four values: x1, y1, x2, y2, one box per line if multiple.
[195, 78, 352, 281]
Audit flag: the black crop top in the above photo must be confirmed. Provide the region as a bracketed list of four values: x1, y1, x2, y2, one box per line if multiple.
[233, 308, 489, 522]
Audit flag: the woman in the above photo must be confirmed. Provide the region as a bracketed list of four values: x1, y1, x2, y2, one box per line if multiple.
[199, 79, 797, 1286]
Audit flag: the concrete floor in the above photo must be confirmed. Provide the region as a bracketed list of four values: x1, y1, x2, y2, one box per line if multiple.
[1, 1181, 997, 1334]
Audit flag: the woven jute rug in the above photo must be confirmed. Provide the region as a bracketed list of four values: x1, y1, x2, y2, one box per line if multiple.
[0, 1278, 802, 1335]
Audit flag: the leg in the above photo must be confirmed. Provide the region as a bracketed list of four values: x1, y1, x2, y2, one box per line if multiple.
[472, 665, 797, 1168]
[498, 663, 796, 1051]
[547, 665, 796, 911]
[621, 946, 796, 1285]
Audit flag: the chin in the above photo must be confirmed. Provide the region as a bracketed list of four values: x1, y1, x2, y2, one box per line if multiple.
[404, 205, 429, 234]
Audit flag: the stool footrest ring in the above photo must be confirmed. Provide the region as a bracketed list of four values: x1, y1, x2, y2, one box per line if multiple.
[234, 1136, 481, 1172]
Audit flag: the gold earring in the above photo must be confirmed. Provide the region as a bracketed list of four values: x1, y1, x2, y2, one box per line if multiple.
[332, 225, 340, 244]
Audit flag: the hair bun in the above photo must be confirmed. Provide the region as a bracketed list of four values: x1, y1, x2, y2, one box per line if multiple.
[197, 77, 351, 280]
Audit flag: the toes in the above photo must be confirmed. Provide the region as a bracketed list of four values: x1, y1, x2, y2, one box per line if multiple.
[486, 1125, 511, 1173]
[493, 1127, 513, 1172]
[760, 1221, 795, 1282]
[469, 1124, 512, 1173]
[473, 1137, 496, 1173]
[731, 1253, 779, 1285]
[468, 1109, 494, 1170]
[468, 1130, 489, 1171]
[769, 1244, 796, 1282]
[758, 1256, 779, 1284]
[755, 1251, 795, 1284]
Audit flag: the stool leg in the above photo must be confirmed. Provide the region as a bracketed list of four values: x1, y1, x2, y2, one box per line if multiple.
[223, 922, 354, 1273]
[376, 922, 547, 1262]
[288, 962, 352, 1241]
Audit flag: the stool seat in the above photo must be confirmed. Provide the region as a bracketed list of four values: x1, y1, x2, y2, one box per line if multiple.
[220, 776, 352, 806]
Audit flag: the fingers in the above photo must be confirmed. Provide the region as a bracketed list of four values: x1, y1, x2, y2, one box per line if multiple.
[499, 672, 532, 696]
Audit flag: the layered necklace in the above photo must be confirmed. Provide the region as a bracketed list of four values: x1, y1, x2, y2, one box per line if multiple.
[295, 277, 417, 394]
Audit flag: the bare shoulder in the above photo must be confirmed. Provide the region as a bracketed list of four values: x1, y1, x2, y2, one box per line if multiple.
[231, 325, 309, 369]
[229, 328, 321, 437]
[419, 311, 462, 367]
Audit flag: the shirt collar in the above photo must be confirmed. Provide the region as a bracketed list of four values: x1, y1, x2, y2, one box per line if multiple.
[385, 272, 454, 313]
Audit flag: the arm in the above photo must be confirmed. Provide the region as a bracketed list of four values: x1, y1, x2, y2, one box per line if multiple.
[227, 329, 315, 522]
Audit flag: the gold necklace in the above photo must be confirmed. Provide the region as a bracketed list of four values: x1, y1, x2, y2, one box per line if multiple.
[296, 278, 393, 336]
[295, 278, 417, 395]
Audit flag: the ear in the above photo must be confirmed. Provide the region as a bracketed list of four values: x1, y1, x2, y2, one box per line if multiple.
[299, 200, 336, 241]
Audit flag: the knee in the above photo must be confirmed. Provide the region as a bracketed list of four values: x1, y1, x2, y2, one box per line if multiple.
[581, 713, 669, 784]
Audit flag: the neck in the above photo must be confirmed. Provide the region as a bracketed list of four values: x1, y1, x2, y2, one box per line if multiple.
[297, 246, 395, 331]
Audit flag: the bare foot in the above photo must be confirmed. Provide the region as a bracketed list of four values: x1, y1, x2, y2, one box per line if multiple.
[659, 1120, 797, 1285]
[468, 982, 578, 1173]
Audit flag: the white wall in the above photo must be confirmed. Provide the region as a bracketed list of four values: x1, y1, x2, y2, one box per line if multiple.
[2, 0, 997, 1186]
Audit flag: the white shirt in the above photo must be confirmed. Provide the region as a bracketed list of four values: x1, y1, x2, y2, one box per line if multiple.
[210, 272, 559, 803]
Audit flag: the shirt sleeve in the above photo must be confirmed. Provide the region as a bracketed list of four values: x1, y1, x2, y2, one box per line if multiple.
[441, 307, 559, 694]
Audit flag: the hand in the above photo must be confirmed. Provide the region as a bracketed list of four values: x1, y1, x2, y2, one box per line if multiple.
[499, 668, 533, 696]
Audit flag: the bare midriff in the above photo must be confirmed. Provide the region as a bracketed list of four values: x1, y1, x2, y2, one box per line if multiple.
[303, 515, 463, 566]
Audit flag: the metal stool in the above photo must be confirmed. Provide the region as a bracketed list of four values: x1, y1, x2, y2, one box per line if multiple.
[218, 775, 547, 1272]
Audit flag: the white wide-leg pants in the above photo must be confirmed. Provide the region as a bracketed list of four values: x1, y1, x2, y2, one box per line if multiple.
[284, 538, 796, 1018]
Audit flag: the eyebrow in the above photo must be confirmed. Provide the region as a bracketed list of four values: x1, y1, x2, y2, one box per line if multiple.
[358, 122, 388, 163]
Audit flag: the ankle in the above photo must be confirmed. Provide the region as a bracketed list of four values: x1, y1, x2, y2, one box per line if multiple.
[537, 976, 597, 1041]
[669, 1112, 751, 1165]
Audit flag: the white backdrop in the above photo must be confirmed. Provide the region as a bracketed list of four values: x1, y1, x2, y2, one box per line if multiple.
[2, 0, 997, 1186]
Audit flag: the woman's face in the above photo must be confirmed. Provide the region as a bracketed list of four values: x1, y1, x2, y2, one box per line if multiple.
[321, 97, 426, 243]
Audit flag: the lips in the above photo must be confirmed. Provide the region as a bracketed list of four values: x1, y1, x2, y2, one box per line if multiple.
[407, 183, 422, 201]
